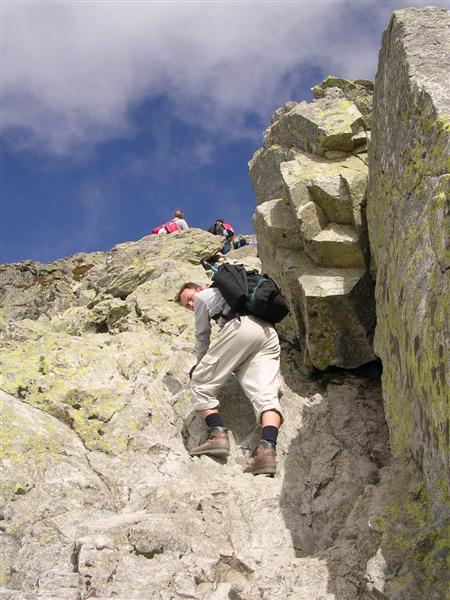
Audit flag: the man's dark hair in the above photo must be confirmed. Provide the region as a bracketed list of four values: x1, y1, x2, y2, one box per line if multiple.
[175, 282, 202, 304]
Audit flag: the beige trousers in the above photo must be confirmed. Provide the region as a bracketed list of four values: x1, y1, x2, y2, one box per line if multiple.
[190, 315, 284, 424]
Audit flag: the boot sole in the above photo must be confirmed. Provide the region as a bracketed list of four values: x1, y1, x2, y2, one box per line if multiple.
[245, 467, 276, 476]
[190, 448, 230, 457]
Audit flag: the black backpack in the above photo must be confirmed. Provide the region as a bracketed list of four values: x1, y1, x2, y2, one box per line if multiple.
[207, 222, 225, 236]
[211, 263, 289, 324]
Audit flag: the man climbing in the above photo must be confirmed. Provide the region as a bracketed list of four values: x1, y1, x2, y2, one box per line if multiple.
[175, 281, 284, 476]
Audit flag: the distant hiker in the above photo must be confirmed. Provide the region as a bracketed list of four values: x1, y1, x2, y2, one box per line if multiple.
[152, 209, 189, 235]
[207, 218, 234, 254]
[207, 218, 234, 238]
[175, 276, 284, 476]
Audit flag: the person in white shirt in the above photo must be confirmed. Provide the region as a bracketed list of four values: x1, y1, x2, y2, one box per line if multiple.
[157, 209, 189, 235]
[176, 282, 284, 476]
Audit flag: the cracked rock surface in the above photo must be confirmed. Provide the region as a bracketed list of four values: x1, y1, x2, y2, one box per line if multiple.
[1, 230, 390, 599]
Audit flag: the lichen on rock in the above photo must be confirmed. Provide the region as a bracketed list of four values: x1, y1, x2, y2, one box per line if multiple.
[367, 7, 450, 598]
[250, 83, 374, 369]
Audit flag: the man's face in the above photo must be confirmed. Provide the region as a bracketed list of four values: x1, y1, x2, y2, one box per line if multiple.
[180, 287, 201, 311]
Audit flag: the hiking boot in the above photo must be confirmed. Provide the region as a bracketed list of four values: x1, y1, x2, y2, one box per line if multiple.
[243, 440, 276, 476]
[190, 426, 230, 457]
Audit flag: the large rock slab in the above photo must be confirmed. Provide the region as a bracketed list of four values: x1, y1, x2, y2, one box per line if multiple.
[367, 7, 450, 598]
[263, 96, 367, 156]
[248, 145, 296, 205]
[0, 229, 223, 330]
[277, 249, 375, 369]
[308, 224, 365, 269]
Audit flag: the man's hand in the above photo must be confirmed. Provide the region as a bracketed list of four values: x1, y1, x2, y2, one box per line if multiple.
[189, 355, 204, 379]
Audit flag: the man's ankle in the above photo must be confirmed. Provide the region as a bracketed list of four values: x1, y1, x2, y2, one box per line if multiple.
[205, 413, 224, 428]
[261, 425, 278, 446]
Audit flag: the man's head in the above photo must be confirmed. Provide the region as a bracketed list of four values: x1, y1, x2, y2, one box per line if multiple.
[173, 209, 184, 219]
[176, 282, 204, 310]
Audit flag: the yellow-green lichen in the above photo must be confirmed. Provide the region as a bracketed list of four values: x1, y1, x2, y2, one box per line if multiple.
[376, 462, 450, 599]
[368, 144, 449, 502]
[0, 406, 62, 504]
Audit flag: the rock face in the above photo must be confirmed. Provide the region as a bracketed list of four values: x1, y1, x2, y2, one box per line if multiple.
[369, 5, 449, 489]
[1, 8, 448, 600]
[367, 8, 450, 598]
[0, 229, 391, 599]
[250, 77, 376, 369]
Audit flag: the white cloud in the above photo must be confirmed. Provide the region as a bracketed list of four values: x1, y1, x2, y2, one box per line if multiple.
[2, 0, 443, 154]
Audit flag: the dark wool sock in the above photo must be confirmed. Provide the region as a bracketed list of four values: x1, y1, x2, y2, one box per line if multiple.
[205, 413, 224, 428]
[262, 425, 278, 446]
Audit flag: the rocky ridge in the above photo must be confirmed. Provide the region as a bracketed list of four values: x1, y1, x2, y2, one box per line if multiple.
[1, 7, 449, 600]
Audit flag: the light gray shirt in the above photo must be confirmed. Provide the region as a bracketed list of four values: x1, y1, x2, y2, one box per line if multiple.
[194, 287, 232, 358]
[174, 218, 189, 230]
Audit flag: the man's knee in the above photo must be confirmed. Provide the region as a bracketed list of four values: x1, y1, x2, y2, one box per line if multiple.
[190, 379, 219, 413]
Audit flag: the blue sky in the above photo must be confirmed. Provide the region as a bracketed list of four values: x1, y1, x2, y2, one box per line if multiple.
[2, 0, 447, 264]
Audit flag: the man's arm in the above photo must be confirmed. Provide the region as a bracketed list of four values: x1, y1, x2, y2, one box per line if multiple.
[194, 294, 211, 360]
